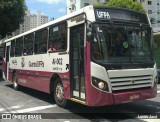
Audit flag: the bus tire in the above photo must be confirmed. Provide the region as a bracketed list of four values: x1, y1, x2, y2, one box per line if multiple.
[13, 73, 19, 90]
[54, 78, 68, 108]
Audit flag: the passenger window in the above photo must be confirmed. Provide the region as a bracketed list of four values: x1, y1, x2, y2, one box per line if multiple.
[49, 22, 67, 52]
[35, 29, 48, 54]
[10, 40, 15, 57]
[15, 37, 23, 56]
[24, 34, 34, 55]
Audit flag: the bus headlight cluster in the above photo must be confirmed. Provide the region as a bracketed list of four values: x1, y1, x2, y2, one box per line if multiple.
[92, 77, 109, 91]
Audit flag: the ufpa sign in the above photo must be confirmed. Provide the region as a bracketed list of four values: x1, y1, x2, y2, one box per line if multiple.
[95, 9, 111, 20]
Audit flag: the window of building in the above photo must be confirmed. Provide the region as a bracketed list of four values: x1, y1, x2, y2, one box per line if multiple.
[148, 1, 152, 5]
[49, 22, 67, 52]
[148, 10, 152, 14]
[141, 0, 145, 2]
[15, 37, 23, 56]
[24, 33, 34, 55]
[10, 40, 15, 57]
[35, 29, 48, 54]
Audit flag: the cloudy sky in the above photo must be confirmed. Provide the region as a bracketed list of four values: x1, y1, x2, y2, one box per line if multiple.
[25, 0, 66, 20]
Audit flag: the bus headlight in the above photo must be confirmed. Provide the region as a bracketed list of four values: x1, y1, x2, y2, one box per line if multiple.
[92, 77, 109, 91]
[98, 82, 105, 89]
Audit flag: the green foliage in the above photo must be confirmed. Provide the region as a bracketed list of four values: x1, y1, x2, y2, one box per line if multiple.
[94, 0, 145, 13]
[154, 35, 160, 68]
[154, 35, 160, 47]
[93, 2, 106, 6]
[0, 0, 26, 38]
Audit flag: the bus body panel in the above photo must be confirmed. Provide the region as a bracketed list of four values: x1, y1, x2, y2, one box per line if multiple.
[85, 82, 156, 106]
[113, 85, 157, 104]
[8, 52, 70, 97]
[9, 68, 71, 98]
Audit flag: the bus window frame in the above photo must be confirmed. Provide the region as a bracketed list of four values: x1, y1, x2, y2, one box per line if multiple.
[10, 40, 16, 57]
[48, 21, 67, 53]
[15, 37, 24, 57]
[34, 28, 48, 54]
[23, 33, 34, 56]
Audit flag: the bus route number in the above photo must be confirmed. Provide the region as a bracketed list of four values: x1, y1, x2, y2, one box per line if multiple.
[52, 58, 63, 65]
[97, 11, 110, 19]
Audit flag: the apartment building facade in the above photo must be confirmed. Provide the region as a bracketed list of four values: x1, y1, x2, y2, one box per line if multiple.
[134, 0, 160, 28]
[13, 10, 48, 36]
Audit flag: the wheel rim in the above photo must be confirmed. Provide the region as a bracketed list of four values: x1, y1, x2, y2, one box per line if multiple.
[55, 83, 64, 101]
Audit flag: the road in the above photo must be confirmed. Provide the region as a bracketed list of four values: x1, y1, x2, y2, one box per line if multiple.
[0, 78, 160, 122]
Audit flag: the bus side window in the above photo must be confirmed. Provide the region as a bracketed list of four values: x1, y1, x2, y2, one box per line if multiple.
[10, 40, 15, 57]
[24, 33, 34, 56]
[35, 29, 48, 54]
[49, 22, 67, 53]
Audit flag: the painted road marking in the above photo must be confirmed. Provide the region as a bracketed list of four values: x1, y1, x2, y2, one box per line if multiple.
[0, 105, 22, 112]
[7, 105, 57, 113]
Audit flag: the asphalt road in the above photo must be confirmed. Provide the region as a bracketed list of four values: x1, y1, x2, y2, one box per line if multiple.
[0, 78, 160, 122]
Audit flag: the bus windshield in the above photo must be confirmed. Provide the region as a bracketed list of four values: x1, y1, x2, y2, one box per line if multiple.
[91, 24, 153, 63]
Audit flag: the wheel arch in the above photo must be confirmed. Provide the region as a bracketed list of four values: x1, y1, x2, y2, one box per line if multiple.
[49, 73, 62, 94]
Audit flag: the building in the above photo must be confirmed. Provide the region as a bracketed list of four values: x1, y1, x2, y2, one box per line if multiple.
[13, 10, 48, 36]
[30, 10, 48, 30]
[13, 10, 30, 36]
[134, 0, 160, 28]
[67, 0, 109, 14]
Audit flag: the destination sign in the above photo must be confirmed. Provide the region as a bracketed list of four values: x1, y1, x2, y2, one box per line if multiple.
[94, 8, 149, 24]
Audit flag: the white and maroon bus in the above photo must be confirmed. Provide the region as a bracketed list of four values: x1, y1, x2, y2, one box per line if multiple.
[2, 6, 158, 107]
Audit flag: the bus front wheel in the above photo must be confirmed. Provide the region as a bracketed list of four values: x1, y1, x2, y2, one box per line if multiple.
[54, 78, 68, 108]
[13, 73, 19, 90]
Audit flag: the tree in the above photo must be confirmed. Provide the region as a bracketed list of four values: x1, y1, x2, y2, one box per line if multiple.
[93, 2, 106, 6]
[0, 0, 26, 38]
[94, 0, 145, 13]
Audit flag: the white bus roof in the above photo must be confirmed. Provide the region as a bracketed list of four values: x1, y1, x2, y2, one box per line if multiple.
[1, 5, 150, 44]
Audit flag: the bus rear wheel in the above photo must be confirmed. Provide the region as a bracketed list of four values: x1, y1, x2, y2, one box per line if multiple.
[54, 78, 68, 108]
[13, 73, 19, 90]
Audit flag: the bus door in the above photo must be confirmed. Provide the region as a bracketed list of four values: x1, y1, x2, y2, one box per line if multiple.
[70, 24, 86, 100]
[5, 45, 10, 80]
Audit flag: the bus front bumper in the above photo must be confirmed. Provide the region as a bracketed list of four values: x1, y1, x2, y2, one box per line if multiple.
[113, 85, 157, 105]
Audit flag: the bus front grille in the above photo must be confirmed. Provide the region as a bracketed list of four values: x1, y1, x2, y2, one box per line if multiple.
[110, 75, 153, 92]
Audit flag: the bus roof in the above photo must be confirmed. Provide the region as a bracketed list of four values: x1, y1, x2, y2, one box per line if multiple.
[2, 5, 149, 43]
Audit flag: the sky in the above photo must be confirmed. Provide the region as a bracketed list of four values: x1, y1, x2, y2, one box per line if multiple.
[25, 0, 66, 20]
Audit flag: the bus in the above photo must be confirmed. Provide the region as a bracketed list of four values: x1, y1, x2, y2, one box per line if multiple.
[2, 5, 157, 107]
